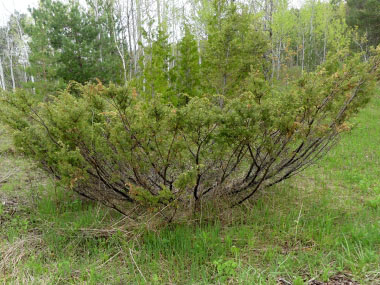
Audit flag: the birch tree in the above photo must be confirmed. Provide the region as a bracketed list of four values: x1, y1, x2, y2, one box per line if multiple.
[0, 57, 5, 90]
[5, 26, 16, 91]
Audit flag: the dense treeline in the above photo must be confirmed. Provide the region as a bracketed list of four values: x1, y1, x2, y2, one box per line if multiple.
[0, 0, 378, 94]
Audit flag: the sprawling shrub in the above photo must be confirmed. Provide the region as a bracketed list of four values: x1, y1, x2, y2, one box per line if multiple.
[1, 49, 379, 219]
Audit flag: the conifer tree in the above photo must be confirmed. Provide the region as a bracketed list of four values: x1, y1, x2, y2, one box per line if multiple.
[139, 27, 173, 99]
[26, 0, 123, 88]
[174, 26, 201, 103]
[347, 0, 380, 48]
[201, 0, 268, 98]
[24, 1, 63, 95]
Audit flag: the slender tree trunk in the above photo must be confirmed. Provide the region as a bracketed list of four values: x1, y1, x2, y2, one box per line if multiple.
[22, 63, 27, 82]
[0, 57, 5, 90]
[93, 0, 103, 63]
[271, 41, 275, 80]
[264, 0, 273, 39]
[9, 53, 15, 91]
[114, 0, 128, 85]
[266, 0, 274, 81]
[308, 1, 314, 69]
[124, 0, 134, 80]
[136, 0, 142, 74]
[156, 0, 161, 25]
[15, 15, 34, 84]
[323, 27, 327, 62]
[171, 0, 176, 70]
[277, 38, 281, 80]
[6, 29, 16, 91]
[130, 0, 138, 76]
[296, 41, 299, 67]
[114, 31, 128, 85]
[302, 31, 305, 73]
[198, 40, 202, 65]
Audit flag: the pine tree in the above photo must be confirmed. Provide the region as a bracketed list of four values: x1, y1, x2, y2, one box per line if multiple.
[139, 27, 173, 100]
[26, 0, 123, 88]
[201, 0, 268, 98]
[24, 1, 63, 95]
[174, 26, 201, 103]
[347, 0, 380, 48]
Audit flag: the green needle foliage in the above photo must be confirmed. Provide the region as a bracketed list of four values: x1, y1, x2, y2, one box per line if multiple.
[137, 27, 174, 100]
[174, 25, 201, 102]
[347, 0, 380, 48]
[26, 0, 123, 92]
[2, 46, 379, 220]
[201, 0, 268, 97]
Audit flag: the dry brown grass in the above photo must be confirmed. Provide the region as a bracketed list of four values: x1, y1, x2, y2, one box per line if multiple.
[0, 233, 44, 280]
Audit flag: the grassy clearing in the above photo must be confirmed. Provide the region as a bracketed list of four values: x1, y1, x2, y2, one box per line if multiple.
[1, 93, 379, 284]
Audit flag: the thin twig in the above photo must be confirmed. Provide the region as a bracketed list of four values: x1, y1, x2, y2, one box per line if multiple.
[97, 251, 121, 269]
[129, 248, 146, 282]
[294, 203, 303, 242]
[0, 168, 17, 184]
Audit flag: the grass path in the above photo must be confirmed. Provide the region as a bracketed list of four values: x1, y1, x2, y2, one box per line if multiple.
[0, 94, 379, 284]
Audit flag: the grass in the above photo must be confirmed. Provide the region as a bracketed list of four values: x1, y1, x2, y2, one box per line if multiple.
[1, 93, 379, 284]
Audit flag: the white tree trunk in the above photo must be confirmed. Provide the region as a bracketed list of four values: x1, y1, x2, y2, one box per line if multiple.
[124, 0, 134, 80]
[308, 1, 314, 68]
[0, 57, 5, 90]
[6, 28, 16, 91]
[136, 0, 142, 74]
[114, 29, 128, 85]
[156, 0, 161, 25]
[15, 16, 32, 83]
[93, 0, 103, 63]
[114, 0, 128, 85]
[9, 54, 16, 91]
[302, 32, 305, 73]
